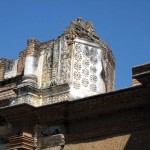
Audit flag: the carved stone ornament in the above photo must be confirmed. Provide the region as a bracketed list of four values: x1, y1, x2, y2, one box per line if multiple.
[4, 18, 115, 107]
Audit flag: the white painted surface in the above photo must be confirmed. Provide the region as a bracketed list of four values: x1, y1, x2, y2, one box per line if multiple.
[36, 51, 44, 87]
[69, 39, 106, 100]
[24, 56, 38, 75]
[74, 38, 99, 47]
[4, 59, 18, 79]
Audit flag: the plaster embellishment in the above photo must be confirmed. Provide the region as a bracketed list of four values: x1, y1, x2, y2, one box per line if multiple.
[73, 81, 80, 89]
[82, 78, 89, 87]
[74, 62, 82, 70]
[90, 48, 98, 57]
[51, 40, 59, 84]
[74, 71, 81, 80]
[90, 56, 98, 65]
[90, 66, 97, 73]
[82, 69, 89, 77]
[10, 95, 39, 107]
[42, 93, 69, 105]
[59, 36, 71, 84]
[75, 53, 82, 61]
[41, 37, 71, 87]
[70, 40, 105, 99]
[90, 75, 97, 83]
[82, 59, 90, 68]
[90, 84, 97, 92]
[83, 46, 90, 58]
[75, 44, 82, 52]
[42, 43, 53, 87]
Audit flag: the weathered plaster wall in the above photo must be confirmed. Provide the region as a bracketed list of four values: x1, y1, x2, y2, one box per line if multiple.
[4, 59, 18, 79]
[69, 39, 106, 100]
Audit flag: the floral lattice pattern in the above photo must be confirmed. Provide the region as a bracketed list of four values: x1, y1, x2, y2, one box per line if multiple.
[82, 78, 89, 87]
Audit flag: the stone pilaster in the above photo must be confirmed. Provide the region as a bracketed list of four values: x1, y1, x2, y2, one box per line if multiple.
[22, 39, 40, 86]
[12, 39, 41, 107]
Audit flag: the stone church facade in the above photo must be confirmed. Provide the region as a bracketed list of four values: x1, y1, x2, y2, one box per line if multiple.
[0, 18, 150, 150]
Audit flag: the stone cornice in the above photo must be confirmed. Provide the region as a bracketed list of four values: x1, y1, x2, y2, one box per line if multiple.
[0, 75, 22, 86]
[0, 83, 149, 123]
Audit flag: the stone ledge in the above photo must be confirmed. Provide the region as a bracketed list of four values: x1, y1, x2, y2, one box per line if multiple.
[38, 134, 65, 149]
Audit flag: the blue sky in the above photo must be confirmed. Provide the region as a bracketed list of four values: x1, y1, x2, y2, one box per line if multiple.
[0, 0, 149, 89]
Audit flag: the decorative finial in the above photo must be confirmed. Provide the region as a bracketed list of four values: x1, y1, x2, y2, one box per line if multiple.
[77, 17, 83, 23]
[86, 21, 94, 32]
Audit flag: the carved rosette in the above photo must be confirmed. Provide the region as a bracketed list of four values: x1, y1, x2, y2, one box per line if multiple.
[70, 39, 106, 99]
